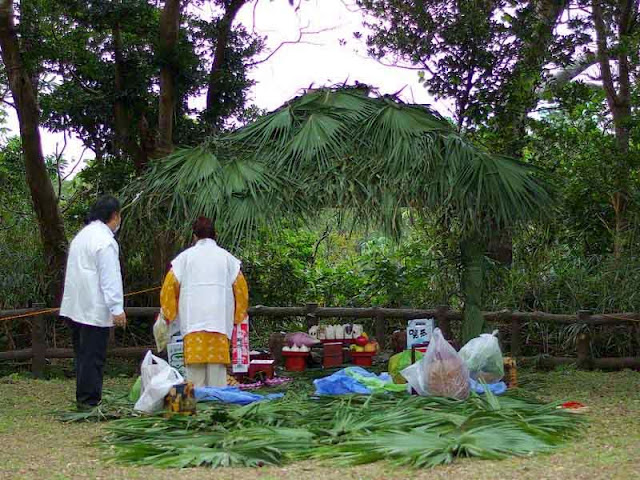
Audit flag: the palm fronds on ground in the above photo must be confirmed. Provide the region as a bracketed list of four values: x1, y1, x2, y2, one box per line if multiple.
[103, 390, 584, 469]
[56, 390, 136, 423]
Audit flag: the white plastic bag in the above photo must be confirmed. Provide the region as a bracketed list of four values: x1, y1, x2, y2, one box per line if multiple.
[153, 312, 170, 352]
[459, 330, 504, 383]
[401, 328, 470, 400]
[134, 350, 184, 413]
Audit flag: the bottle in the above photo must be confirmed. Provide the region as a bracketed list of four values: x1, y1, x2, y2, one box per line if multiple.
[325, 325, 335, 340]
[334, 324, 344, 340]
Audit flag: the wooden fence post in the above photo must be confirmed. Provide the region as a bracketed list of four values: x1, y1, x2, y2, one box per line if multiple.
[305, 303, 318, 330]
[510, 312, 521, 358]
[435, 305, 450, 340]
[374, 308, 386, 349]
[576, 310, 593, 370]
[31, 302, 46, 378]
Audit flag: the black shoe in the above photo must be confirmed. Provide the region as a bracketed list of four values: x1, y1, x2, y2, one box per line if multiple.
[76, 402, 100, 412]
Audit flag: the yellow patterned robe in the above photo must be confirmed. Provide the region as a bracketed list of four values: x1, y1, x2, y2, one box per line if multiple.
[160, 270, 248, 366]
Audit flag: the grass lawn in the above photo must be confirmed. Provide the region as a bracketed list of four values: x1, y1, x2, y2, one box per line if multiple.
[0, 368, 638, 480]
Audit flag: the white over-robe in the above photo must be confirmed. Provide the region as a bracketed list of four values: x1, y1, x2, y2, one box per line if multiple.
[170, 238, 241, 339]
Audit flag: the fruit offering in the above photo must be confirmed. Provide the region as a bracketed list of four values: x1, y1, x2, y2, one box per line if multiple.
[350, 338, 379, 354]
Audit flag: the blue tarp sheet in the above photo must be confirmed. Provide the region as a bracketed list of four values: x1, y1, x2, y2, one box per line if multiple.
[469, 379, 508, 395]
[195, 386, 284, 405]
[314, 367, 508, 397]
[314, 367, 398, 395]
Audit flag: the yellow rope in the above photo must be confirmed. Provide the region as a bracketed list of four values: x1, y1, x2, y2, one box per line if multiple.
[0, 286, 162, 323]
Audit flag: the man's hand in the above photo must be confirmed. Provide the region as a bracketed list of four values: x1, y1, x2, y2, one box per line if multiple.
[113, 312, 127, 328]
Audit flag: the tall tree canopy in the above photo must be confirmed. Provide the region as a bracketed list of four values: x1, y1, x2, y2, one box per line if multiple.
[37, 0, 264, 170]
[0, 0, 273, 299]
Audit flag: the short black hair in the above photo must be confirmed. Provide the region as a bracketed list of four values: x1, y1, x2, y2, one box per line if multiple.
[85, 195, 121, 225]
[192, 216, 216, 240]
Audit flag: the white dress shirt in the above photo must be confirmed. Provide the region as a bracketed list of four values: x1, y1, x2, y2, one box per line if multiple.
[60, 221, 124, 327]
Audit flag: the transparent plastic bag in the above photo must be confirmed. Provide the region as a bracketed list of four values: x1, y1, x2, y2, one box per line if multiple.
[401, 328, 470, 400]
[153, 312, 170, 352]
[459, 330, 504, 383]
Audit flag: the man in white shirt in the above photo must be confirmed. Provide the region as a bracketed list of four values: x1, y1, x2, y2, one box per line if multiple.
[60, 195, 127, 408]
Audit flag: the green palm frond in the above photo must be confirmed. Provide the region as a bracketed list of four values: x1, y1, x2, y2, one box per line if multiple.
[124, 86, 551, 243]
[103, 391, 584, 470]
[123, 141, 306, 246]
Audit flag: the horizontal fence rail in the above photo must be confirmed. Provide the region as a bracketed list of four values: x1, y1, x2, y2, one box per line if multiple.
[1, 304, 639, 376]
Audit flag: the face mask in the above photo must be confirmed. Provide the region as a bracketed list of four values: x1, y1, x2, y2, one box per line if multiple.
[114, 222, 121, 234]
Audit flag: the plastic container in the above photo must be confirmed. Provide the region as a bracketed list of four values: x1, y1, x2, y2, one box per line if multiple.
[250, 350, 272, 361]
[323, 342, 343, 356]
[351, 352, 375, 367]
[248, 359, 275, 380]
[323, 343, 344, 368]
[282, 351, 310, 371]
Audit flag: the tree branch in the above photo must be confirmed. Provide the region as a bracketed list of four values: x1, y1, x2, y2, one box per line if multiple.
[205, 0, 247, 121]
[370, 55, 431, 72]
[311, 224, 331, 265]
[592, 0, 619, 106]
[62, 146, 88, 182]
[54, 135, 68, 201]
[247, 25, 337, 67]
[61, 185, 89, 214]
[538, 51, 598, 94]
[617, 0, 634, 106]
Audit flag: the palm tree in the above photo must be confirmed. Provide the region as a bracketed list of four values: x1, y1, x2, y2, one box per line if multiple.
[125, 85, 551, 342]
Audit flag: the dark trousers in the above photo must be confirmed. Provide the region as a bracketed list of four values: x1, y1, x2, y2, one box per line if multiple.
[69, 320, 110, 407]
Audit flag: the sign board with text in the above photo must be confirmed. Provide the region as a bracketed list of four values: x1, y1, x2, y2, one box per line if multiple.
[407, 318, 434, 348]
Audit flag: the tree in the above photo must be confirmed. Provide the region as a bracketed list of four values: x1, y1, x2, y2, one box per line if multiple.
[537, 0, 640, 255]
[356, 0, 517, 131]
[590, 0, 638, 256]
[355, 0, 580, 264]
[0, 0, 67, 302]
[529, 90, 640, 258]
[356, 1, 577, 141]
[38, 0, 263, 172]
[157, 0, 182, 156]
[489, 0, 570, 156]
[126, 87, 551, 341]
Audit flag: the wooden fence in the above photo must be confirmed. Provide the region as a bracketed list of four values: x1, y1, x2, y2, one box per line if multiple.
[1, 303, 639, 377]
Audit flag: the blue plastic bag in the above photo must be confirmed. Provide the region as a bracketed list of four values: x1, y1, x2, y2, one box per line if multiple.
[469, 379, 507, 396]
[314, 367, 401, 395]
[194, 386, 284, 405]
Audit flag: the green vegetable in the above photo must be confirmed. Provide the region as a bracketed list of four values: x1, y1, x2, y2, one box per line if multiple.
[389, 350, 424, 384]
[128, 376, 142, 403]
